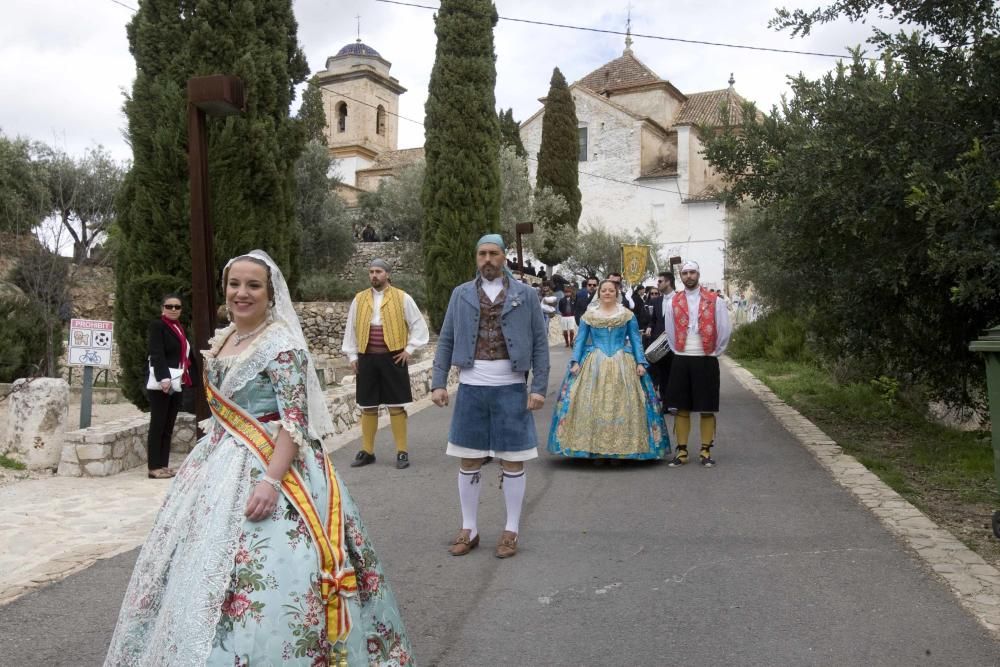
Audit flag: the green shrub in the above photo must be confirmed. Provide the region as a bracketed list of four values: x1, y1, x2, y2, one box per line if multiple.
[298, 271, 368, 302]
[729, 310, 813, 363]
[389, 274, 427, 311]
[0, 299, 49, 381]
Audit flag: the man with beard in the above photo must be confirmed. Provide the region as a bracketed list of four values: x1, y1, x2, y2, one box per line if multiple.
[663, 261, 732, 467]
[343, 258, 429, 469]
[432, 234, 550, 559]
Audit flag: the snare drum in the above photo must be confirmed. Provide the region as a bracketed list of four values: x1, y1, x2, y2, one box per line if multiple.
[644, 332, 671, 363]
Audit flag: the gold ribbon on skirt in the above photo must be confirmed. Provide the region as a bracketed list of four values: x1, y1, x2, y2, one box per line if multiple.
[205, 381, 356, 644]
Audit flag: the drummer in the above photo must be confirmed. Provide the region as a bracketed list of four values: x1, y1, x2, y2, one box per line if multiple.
[645, 271, 676, 406]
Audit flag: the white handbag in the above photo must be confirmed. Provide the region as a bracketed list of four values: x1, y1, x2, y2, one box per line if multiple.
[147, 363, 183, 392]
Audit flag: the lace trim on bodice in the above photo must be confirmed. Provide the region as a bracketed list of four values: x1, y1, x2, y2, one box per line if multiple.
[582, 307, 633, 329]
[203, 322, 302, 398]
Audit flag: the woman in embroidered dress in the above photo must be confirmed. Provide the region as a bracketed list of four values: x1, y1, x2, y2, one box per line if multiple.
[106, 251, 413, 667]
[547, 279, 670, 462]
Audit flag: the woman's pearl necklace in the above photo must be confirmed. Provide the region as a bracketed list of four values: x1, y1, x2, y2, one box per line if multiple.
[233, 320, 269, 346]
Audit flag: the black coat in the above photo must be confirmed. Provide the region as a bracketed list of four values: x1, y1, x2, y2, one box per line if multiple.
[649, 295, 667, 340]
[573, 289, 595, 322]
[148, 319, 200, 386]
[631, 293, 649, 330]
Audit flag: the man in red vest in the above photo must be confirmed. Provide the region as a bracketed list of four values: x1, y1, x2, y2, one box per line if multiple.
[663, 260, 732, 467]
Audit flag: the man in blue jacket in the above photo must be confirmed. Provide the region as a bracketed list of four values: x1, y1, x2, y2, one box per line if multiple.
[431, 234, 550, 559]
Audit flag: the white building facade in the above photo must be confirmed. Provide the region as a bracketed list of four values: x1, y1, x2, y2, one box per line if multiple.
[520, 45, 750, 290]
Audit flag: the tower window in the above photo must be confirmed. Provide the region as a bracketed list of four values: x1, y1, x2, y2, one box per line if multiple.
[376, 105, 386, 136]
[336, 102, 347, 133]
[578, 127, 588, 162]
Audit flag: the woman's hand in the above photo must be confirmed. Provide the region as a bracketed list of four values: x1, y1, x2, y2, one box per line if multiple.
[159, 378, 172, 393]
[245, 481, 279, 521]
[570, 361, 580, 376]
[636, 364, 646, 377]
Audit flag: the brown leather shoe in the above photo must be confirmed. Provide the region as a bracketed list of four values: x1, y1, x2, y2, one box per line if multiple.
[495, 530, 518, 558]
[448, 529, 479, 556]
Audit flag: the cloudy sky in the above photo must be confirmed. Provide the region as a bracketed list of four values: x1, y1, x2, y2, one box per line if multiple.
[1, 0, 896, 163]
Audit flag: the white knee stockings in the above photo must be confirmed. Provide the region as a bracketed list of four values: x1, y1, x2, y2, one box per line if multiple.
[458, 468, 482, 538]
[457, 467, 527, 537]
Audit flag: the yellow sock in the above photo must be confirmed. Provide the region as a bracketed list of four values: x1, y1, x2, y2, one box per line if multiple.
[360, 411, 378, 454]
[675, 410, 691, 446]
[389, 409, 408, 453]
[700, 413, 716, 446]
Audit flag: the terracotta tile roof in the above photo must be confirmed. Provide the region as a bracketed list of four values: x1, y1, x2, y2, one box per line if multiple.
[577, 51, 664, 94]
[638, 164, 678, 179]
[674, 88, 753, 127]
[360, 147, 425, 172]
[683, 186, 724, 203]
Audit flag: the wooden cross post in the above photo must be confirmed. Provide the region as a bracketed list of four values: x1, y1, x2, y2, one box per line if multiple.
[187, 74, 245, 424]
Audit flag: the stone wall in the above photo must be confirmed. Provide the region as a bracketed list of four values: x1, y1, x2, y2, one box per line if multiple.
[69, 265, 115, 321]
[55, 355, 456, 477]
[294, 302, 352, 374]
[57, 413, 197, 477]
[337, 241, 422, 280]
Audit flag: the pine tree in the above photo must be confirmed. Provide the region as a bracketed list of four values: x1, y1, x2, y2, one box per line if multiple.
[115, 0, 309, 407]
[421, 0, 501, 331]
[498, 108, 526, 158]
[535, 67, 582, 264]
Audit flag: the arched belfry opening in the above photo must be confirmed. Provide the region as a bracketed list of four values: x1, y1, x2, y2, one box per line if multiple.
[376, 105, 386, 136]
[336, 102, 348, 132]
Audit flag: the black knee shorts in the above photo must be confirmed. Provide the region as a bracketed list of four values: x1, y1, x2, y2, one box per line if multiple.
[665, 355, 720, 412]
[356, 352, 413, 408]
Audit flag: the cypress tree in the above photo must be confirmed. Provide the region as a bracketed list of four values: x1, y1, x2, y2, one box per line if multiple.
[498, 108, 526, 157]
[421, 0, 501, 331]
[299, 76, 328, 146]
[535, 67, 582, 263]
[115, 0, 308, 407]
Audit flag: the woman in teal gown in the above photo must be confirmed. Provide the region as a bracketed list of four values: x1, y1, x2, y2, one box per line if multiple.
[105, 251, 413, 666]
[548, 279, 670, 461]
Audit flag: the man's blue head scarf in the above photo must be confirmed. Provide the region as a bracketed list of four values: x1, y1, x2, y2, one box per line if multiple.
[476, 233, 515, 279]
[477, 233, 506, 251]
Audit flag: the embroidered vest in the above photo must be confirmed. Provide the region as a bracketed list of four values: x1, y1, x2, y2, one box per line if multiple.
[354, 286, 407, 353]
[475, 281, 510, 361]
[672, 287, 718, 355]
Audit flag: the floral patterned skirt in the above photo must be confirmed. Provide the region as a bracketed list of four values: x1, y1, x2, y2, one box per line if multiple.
[105, 432, 414, 667]
[547, 349, 670, 459]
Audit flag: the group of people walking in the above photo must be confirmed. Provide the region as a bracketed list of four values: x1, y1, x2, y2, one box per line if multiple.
[113, 235, 730, 665]
[547, 261, 731, 467]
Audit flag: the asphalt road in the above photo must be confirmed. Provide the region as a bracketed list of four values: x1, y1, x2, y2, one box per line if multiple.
[2, 347, 998, 666]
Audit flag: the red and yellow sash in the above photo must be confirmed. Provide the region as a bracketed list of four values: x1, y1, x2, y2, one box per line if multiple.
[205, 381, 356, 643]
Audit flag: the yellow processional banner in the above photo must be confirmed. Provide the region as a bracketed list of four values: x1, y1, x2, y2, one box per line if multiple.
[621, 244, 650, 284]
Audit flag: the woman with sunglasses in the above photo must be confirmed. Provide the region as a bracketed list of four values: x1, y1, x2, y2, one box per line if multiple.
[146, 293, 198, 479]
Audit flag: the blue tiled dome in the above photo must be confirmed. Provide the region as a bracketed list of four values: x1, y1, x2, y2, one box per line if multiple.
[337, 41, 382, 58]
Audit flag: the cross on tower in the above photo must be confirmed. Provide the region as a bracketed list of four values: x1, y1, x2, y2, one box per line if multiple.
[625, 3, 634, 52]
[355, 14, 362, 42]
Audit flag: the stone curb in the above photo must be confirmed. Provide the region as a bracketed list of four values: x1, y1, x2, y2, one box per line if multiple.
[723, 357, 1000, 635]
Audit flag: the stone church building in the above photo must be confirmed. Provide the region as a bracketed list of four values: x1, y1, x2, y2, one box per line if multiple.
[520, 39, 751, 289]
[314, 39, 423, 207]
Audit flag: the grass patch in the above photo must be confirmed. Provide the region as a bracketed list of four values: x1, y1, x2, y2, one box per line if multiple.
[734, 355, 1000, 564]
[0, 454, 26, 470]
